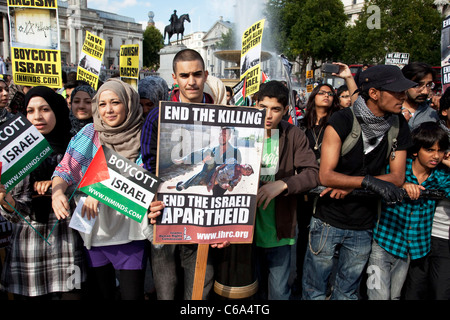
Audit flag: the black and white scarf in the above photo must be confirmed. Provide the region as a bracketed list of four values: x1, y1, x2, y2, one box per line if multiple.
[353, 96, 395, 149]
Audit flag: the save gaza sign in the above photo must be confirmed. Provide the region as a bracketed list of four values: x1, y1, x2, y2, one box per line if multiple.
[0, 114, 52, 192]
[78, 146, 161, 223]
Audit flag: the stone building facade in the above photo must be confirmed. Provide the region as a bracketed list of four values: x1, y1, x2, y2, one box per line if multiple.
[0, 0, 143, 71]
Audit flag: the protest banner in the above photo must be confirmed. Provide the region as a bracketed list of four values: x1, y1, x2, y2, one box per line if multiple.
[240, 19, 265, 98]
[77, 31, 105, 89]
[280, 54, 297, 126]
[385, 52, 410, 69]
[441, 15, 450, 93]
[7, 0, 63, 88]
[232, 78, 246, 106]
[306, 70, 314, 94]
[78, 145, 161, 223]
[120, 44, 139, 90]
[155, 101, 265, 245]
[0, 114, 52, 193]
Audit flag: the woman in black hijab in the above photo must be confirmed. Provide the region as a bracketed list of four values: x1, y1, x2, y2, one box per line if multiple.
[24, 86, 73, 213]
[0, 86, 86, 299]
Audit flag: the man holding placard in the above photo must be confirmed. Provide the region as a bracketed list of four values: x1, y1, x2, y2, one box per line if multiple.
[143, 49, 228, 300]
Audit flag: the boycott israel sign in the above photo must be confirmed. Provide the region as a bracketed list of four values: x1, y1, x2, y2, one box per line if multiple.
[78, 146, 161, 223]
[0, 114, 52, 192]
[8, 0, 63, 88]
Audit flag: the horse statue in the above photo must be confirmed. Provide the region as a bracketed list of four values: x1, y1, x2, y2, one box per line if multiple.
[164, 14, 191, 45]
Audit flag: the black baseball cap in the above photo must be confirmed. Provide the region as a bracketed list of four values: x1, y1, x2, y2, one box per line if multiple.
[358, 65, 417, 92]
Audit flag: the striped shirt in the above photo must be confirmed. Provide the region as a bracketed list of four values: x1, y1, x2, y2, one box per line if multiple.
[374, 158, 450, 260]
[53, 124, 149, 249]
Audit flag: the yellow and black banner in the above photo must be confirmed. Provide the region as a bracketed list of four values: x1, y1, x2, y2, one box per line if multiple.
[120, 44, 139, 90]
[77, 31, 105, 90]
[240, 19, 265, 98]
[8, 1, 62, 88]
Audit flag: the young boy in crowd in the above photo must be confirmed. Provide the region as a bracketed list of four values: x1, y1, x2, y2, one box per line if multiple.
[367, 121, 450, 300]
[426, 89, 450, 300]
[254, 81, 319, 300]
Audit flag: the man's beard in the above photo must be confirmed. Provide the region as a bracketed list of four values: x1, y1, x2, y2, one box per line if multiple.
[407, 91, 428, 104]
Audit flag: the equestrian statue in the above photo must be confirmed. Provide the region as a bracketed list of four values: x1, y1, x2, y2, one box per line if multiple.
[164, 10, 191, 45]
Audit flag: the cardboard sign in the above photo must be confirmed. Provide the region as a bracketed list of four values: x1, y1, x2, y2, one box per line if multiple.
[240, 19, 265, 98]
[77, 31, 105, 89]
[8, 1, 63, 88]
[155, 102, 265, 244]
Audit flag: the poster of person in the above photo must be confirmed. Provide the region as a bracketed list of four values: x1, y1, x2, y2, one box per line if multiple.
[240, 19, 265, 98]
[119, 44, 139, 90]
[154, 102, 265, 244]
[441, 15, 450, 93]
[77, 31, 105, 89]
[7, 0, 63, 88]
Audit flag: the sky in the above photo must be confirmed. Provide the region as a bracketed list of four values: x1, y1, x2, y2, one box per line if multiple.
[87, 0, 237, 34]
[86, 0, 268, 36]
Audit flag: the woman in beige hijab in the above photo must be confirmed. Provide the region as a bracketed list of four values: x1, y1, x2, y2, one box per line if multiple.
[52, 78, 149, 300]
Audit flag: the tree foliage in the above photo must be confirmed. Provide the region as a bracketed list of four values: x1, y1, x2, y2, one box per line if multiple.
[143, 25, 164, 70]
[342, 0, 442, 66]
[266, 0, 348, 84]
[217, 28, 236, 50]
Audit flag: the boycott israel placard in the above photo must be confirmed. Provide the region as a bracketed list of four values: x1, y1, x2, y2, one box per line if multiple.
[7, 0, 63, 89]
[77, 31, 106, 90]
[240, 19, 265, 98]
[78, 146, 161, 223]
[0, 114, 52, 192]
[155, 102, 265, 244]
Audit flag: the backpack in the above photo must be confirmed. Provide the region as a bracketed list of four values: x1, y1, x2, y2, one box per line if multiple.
[340, 106, 399, 161]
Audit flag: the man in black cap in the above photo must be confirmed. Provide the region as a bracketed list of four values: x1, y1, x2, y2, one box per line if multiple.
[302, 64, 416, 300]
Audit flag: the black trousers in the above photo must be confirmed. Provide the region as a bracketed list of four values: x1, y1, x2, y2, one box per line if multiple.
[403, 236, 450, 300]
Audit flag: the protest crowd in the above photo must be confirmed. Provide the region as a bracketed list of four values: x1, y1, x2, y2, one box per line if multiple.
[0, 45, 449, 302]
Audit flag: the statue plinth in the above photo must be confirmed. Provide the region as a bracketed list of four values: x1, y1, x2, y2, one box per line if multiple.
[158, 44, 187, 87]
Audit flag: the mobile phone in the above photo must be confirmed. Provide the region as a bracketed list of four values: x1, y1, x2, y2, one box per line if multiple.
[322, 63, 340, 74]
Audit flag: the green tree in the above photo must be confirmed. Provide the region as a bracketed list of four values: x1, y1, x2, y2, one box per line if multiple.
[266, 0, 348, 85]
[143, 25, 164, 70]
[342, 0, 442, 66]
[217, 28, 236, 50]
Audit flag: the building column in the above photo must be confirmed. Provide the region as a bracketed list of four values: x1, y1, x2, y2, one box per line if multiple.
[69, 19, 77, 64]
[2, 13, 10, 60]
[76, 26, 84, 64]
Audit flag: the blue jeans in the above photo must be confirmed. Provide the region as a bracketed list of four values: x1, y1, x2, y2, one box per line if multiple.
[366, 240, 409, 300]
[302, 217, 372, 300]
[256, 245, 292, 300]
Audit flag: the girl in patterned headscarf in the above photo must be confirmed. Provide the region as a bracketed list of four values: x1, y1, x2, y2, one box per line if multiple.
[69, 84, 96, 135]
[138, 76, 169, 118]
